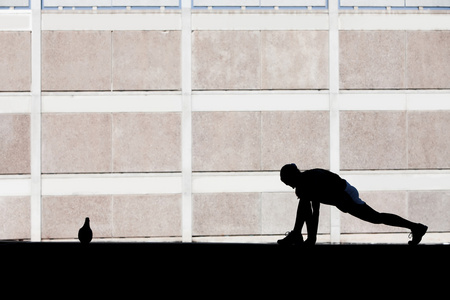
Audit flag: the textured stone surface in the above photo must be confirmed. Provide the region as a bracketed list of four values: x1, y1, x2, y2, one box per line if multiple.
[112, 113, 181, 172]
[261, 111, 329, 171]
[406, 31, 450, 89]
[42, 114, 112, 173]
[42, 195, 113, 239]
[113, 194, 181, 237]
[408, 191, 450, 232]
[112, 31, 181, 91]
[0, 114, 30, 174]
[193, 193, 260, 236]
[0, 32, 31, 92]
[340, 31, 406, 89]
[261, 31, 328, 89]
[408, 111, 450, 169]
[192, 30, 261, 90]
[42, 31, 111, 91]
[340, 111, 407, 170]
[0, 196, 30, 240]
[192, 112, 261, 171]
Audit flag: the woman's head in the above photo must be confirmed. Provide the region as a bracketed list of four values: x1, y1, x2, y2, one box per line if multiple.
[280, 163, 301, 189]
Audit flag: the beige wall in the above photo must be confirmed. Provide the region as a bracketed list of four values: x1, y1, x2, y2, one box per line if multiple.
[0, 10, 449, 242]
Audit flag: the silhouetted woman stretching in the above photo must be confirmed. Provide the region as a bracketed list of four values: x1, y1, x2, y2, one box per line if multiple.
[278, 163, 427, 246]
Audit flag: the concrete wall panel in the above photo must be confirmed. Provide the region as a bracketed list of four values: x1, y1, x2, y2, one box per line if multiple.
[340, 111, 407, 170]
[0, 114, 30, 174]
[0, 32, 31, 92]
[42, 31, 111, 91]
[112, 31, 181, 91]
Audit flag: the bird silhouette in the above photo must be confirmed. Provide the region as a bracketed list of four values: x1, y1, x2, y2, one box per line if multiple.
[78, 217, 93, 245]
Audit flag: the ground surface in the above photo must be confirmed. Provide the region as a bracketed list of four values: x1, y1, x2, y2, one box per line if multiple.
[2, 241, 448, 296]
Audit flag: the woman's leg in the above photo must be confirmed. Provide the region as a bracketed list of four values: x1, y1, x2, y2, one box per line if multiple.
[348, 203, 416, 230]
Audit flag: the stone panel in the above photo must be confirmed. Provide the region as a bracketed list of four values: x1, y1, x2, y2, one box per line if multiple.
[340, 31, 406, 89]
[112, 113, 181, 172]
[261, 111, 329, 171]
[408, 191, 450, 232]
[261, 31, 328, 89]
[42, 31, 111, 91]
[112, 31, 181, 91]
[0, 114, 30, 174]
[193, 193, 260, 236]
[408, 111, 450, 169]
[192, 112, 261, 171]
[192, 30, 261, 90]
[406, 31, 450, 89]
[42, 195, 113, 239]
[340, 111, 407, 170]
[0, 196, 30, 240]
[42, 114, 112, 173]
[113, 194, 181, 237]
[0, 32, 31, 92]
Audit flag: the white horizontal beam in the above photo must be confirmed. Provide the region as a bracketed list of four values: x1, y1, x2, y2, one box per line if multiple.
[42, 13, 182, 30]
[0, 176, 31, 196]
[193, 172, 290, 193]
[340, 13, 450, 30]
[0, 13, 31, 31]
[41, 93, 181, 113]
[192, 170, 450, 193]
[192, 12, 329, 30]
[37, 12, 450, 31]
[192, 92, 329, 111]
[0, 95, 31, 113]
[41, 174, 182, 195]
[339, 92, 450, 111]
[342, 170, 450, 192]
[1, 91, 448, 114]
[1, 170, 449, 196]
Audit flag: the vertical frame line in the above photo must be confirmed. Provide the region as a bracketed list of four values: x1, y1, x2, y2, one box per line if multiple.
[181, 0, 192, 243]
[30, 0, 42, 241]
[329, 0, 341, 244]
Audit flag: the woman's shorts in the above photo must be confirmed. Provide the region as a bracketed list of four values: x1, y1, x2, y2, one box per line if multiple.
[344, 181, 365, 205]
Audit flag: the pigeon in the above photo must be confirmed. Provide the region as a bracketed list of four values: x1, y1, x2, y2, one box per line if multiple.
[78, 217, 93, 245]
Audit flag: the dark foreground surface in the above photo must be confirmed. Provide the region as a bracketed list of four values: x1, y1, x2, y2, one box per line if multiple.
[2, 242, 448, 296]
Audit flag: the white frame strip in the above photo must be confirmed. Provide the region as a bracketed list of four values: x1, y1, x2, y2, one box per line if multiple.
[42, 174, 182, 195]
[42, 93, 181, 113]
[181, 0, 193, 243]
[30, 0, 42, 241]
[192, 12, 329, 31]
[0, 12, 32, 31]
[339, 13, 450, 31]
[329, 0, 341, 244]
[42, 13, 182, 31]
[192, 92, 329, 112]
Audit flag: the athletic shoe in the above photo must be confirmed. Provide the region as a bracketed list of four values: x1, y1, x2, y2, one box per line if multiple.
[277, 230, 303, 246]
[408, 223, 428, 246]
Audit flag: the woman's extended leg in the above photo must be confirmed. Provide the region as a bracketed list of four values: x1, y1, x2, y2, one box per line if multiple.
[348, 203, 415, 229]
[347, 203, 427, 245]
